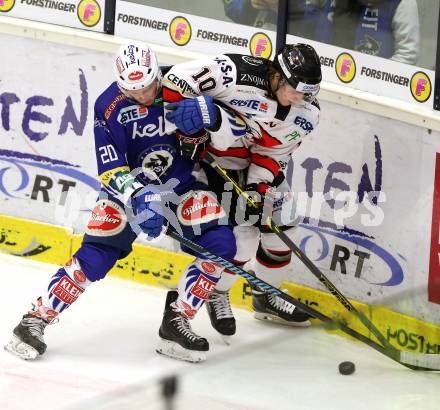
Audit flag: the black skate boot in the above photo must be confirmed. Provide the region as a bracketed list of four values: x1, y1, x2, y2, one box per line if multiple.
[4, 314, 49, 360]
[156, 290, 209, 363]
[251, 284, 311, 327]
[206, 289, 236, 344]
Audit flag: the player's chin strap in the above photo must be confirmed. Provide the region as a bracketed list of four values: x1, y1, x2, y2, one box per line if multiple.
[201, 152, 440, 371]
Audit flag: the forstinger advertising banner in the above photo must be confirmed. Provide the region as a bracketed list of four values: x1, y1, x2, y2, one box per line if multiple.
[1, 35, 440, 326]
[0, 0, 106, 32]
[114, 1, 276, 60]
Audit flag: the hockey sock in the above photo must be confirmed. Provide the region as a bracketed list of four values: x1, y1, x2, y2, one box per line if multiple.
[31, 243, 121, 321]
[255, 242, 292, 288]
[31, 256, 91, 322]
[214, 260, 246, 292]
[176, 258, 224, 318]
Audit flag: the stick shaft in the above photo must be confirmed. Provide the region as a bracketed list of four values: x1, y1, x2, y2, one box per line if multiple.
[168, 230, 425, 369]
[201, 153, 440, 370]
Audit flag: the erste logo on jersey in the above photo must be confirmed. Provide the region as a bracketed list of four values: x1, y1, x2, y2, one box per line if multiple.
[0, 0, 15, 12]
[335, 52, 356, 83]
[117, 105, 149, 125]
[230, 98, 268, 113]
[410, 71, 431, 103]
[177, 191, 225, 226]
[139, 144, 175, 180]
[294, 116, 314, 134]
[250, 32, 272, 59]
[169, 16, 192, 46]
[86, 199, 126, 237]
[77, 0, 101, 27]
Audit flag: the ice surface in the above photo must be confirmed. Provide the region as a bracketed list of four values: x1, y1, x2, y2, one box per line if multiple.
[0, 253, 438, 410]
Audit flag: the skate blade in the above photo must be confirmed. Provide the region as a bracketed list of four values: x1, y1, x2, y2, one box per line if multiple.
[4, 335, 40, 360]
[254, 312, 311, 328]
[156, 338, 206, 363]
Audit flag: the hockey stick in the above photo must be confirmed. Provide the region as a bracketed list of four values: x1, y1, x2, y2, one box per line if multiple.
[167, 229, 439, 371]
[203, 152, 392, 346]
[202, 152, 440, 370]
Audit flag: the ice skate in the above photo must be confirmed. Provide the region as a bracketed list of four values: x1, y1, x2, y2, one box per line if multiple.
[206, 289, 236, 345]
[156, 290, 209, 363]
[251, 285, 311, 327]
[4, 314, 49, 360]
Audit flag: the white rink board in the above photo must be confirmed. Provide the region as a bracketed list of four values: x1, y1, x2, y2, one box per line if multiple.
[284, 100, 440, 323]
[0, 35, 439, 322]
[114, 2, 434, 107]
[114, 2, 276, 59]
[0, 35, 110, 230]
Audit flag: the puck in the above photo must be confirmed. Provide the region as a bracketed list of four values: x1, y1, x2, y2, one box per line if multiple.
[338, 361, 355, 375]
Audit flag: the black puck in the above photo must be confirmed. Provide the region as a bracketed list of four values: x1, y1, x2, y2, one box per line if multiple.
[338, 361, 355, 375]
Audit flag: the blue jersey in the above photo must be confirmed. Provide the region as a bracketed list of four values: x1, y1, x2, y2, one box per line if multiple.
[93, 81, 195, 198]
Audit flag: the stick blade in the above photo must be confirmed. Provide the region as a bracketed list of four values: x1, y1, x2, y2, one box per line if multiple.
[399, 351, 440, 371]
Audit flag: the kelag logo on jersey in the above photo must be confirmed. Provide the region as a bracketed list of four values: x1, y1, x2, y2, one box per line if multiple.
[335, 52, 356, 84]
[117, 105, 149, 125]
[169, 16, 192, 46]
[77, 0, 101, 28]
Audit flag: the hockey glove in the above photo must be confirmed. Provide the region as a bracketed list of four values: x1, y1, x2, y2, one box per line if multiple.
[130, 186, 165, 238]
[165, 96, 219, 135]
[176, 129, 210, 161]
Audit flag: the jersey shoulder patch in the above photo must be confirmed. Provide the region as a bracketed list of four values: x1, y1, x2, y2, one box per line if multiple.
[225, 54, 270, 90]
[291, 104, 320, 135]
[96, 82, 128, 121]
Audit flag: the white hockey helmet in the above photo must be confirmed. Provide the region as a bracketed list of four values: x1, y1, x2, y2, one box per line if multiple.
[114, 41, 160, 91]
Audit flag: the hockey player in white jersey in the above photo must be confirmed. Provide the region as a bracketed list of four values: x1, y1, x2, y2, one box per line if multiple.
[163, 44, 322, 339]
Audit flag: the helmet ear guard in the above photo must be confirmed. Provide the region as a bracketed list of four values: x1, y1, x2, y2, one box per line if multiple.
[114, 41, 161, 91]
[273, 43, 322, 96]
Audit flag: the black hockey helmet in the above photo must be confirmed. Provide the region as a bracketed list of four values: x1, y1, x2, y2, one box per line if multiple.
[272, 43, 322, 96]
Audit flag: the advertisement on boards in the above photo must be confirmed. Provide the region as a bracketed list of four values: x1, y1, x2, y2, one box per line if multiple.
[0, 0, 106, 32]
[1, 35, 440, 323]
[114, 2, 275, 60]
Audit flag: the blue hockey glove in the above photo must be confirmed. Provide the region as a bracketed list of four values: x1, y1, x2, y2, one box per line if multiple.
[130, 186, 164, 238]
[165, 96, 219, 135]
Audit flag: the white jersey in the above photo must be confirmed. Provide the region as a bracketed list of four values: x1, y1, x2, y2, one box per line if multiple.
[162, 53, 320, 185]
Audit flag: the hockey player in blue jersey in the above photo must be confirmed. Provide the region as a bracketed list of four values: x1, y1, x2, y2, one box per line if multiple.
[5, 41, 236, 363]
